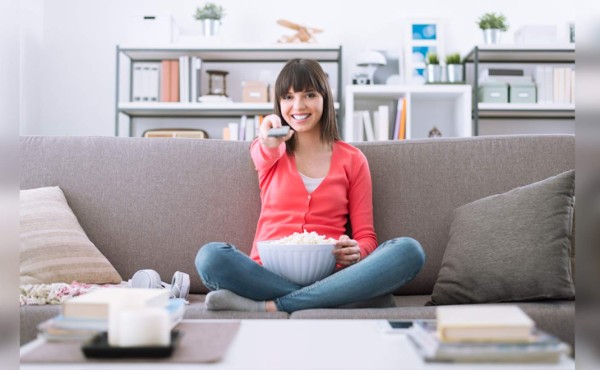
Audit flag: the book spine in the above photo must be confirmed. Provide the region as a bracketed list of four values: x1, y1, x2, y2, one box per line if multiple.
[161, 60, 171, 102]
[170, 59, 179, 102]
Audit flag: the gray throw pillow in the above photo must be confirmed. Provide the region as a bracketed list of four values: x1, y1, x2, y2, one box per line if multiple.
[428, 170, 575, 305]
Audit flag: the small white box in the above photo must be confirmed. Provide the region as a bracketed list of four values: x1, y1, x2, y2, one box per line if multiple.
[514, 25, 557, 45]
[126, 14, 178, 44]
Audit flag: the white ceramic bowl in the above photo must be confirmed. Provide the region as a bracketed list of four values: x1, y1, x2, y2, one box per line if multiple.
[257, 241, 336, 286]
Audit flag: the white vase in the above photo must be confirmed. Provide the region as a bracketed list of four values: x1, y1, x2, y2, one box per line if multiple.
[446, 64, 464, 83]
[483, 29, 502, 44]
[201, 19, 221, 37]
[426, 65, 443, 83]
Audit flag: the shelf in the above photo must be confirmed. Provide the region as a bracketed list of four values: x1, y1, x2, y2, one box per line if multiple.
[119, 102, 340, 117]
[347, 84, 471, 99]
[119, 44, 342, 62]
[116, 44, 343, 137]
[478, 103, 575, 119]
[465, 44, 575, 63]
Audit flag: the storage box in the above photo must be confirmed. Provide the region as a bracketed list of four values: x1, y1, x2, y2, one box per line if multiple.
[478, 81, 508, 103]
[126, 14, 177, 44]
[242, 81, 269, 103]
[509, 82, 537, 103]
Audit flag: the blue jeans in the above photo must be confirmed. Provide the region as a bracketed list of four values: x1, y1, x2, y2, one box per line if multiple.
[195, 237, 425, 313]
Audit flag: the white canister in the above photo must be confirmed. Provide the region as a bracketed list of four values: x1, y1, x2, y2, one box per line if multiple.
[111, 307, 171, 347]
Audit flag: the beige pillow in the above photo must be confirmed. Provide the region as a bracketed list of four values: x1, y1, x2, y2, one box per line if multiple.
[20, 186, 122, 285]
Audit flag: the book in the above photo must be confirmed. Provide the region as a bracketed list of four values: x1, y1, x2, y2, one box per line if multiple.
[376, 105, 390, 141]
[361, 110, 375, 141]
[409, 320, 570, 363]
[160, 60, 172, 102]
[398, 98, 407, 140]
[61, 288, 169, 320]
[436, 305, 534, 343]
[179, 56, 189, 103]
[170, 59, 180, 102]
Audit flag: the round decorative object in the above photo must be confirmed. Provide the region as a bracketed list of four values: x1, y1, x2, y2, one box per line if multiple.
[206, 70, 229, 96]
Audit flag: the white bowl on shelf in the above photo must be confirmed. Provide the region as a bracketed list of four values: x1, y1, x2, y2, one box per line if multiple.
[257, 241, 336, 286]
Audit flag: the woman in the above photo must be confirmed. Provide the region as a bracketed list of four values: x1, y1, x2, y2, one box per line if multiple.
[195, 59, 425, 313]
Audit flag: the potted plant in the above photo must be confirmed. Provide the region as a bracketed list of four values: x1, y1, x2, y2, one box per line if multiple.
[445, 53, 463, 83]
[194, 3, 226, 37]
[425, 53, 442, 83]
[477, 12, 508, 44]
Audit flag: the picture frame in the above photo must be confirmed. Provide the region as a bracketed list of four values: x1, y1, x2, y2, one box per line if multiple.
[404, 19, 444, 85]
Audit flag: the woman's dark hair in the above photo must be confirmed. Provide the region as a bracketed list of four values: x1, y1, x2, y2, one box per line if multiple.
[273, 59, 340, 155]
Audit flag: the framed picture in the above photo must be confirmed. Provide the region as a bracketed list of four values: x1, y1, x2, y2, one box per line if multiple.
[404, 20, 444, 85]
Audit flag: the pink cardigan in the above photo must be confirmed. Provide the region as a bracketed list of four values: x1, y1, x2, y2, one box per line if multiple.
[249, 139, 378, 264]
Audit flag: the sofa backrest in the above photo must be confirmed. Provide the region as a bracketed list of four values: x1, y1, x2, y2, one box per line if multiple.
[20, 135, 575, 295]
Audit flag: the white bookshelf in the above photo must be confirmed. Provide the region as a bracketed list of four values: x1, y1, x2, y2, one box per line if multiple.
[116, 44, 342, 137]
[344, 84, 472, 141]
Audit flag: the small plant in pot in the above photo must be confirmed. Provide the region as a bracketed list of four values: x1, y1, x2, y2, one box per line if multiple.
[194, 3, 226, 36]
[445, 53, 464, 83]
[425, 53, 443, 83]
[477, 12, 508, 44]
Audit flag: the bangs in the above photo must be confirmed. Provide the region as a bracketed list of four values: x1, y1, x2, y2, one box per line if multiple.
[275, 61, 323, 96]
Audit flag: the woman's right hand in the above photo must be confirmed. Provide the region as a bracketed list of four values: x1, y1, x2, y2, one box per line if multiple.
[258, 114, 294, 148]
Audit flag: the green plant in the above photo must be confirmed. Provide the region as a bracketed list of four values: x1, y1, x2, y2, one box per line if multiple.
[477, 12, 508, 31]
[445, 53, 462, 65]
[426, 53, 439, 65]
[194, 3, 225, 20]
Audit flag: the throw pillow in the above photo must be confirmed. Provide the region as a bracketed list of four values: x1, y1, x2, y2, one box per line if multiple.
[20, 186, 122, 285]
[428, 170, 575, 306]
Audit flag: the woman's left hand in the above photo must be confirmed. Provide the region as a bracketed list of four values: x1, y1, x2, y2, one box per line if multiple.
[333, 235, 361, 266]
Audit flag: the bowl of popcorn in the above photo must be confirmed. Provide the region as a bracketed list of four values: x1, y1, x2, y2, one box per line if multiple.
[257, 231, 337, 286]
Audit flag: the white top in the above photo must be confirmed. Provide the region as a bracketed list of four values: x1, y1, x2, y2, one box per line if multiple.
[299, 171, 324, 194]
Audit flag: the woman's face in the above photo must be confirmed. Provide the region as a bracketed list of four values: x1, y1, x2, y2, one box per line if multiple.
[279, 88, 324, 135]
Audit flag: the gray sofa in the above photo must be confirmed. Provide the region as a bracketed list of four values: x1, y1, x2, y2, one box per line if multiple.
[20, 135, 575, 348]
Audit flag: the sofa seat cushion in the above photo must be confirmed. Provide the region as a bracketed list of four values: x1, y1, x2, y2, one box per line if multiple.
[183, 294, 289, 320]
[429, 170, 575, 306]
[20, 186, 122, 285]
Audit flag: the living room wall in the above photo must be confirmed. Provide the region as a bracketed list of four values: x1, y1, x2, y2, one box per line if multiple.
[20, 0, 577, 136]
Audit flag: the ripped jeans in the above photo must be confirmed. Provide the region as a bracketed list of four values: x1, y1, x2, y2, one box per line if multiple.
[195, 237, 425, 313]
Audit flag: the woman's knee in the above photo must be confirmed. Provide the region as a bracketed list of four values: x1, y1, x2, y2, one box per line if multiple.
[386, 237, 426, 271]
[195, 242, 233, 274]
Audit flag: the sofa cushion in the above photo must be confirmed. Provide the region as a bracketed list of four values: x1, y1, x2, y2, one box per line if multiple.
[20, 186, 122, 285]
[428, 170, 575, 306]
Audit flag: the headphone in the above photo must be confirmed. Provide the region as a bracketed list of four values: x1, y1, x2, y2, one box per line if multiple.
[129, 269, 190, 300]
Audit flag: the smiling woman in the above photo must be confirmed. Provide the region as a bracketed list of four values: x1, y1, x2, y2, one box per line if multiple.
[194, 58, 426, 314]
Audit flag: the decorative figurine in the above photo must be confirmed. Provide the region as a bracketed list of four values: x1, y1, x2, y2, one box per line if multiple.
[428, 126, 442, 138]
[277, 19, 323, 43]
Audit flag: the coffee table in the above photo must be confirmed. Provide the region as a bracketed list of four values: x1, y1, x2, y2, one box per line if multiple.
[21, 319, 575, 369]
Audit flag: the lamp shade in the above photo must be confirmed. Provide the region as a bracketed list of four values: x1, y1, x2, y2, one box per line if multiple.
[356, 50, 387, 66]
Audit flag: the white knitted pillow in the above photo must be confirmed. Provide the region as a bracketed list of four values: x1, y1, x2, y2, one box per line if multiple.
[20, 186, 122, 285]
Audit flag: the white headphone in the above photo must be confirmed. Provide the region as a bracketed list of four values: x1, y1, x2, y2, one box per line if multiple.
[129, 269, 190, 300]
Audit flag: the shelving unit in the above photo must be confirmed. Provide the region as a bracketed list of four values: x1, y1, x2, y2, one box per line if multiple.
[464, 44, 575, 135]
[115, 44, 342, 137]
[344, 84, 472, 141]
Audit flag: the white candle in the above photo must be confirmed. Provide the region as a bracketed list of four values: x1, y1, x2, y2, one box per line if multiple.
[115, 308, 171, 347]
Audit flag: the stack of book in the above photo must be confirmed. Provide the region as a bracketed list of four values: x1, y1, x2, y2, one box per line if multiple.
[38, 288, 186, 342]
[408, 305, 570, 363]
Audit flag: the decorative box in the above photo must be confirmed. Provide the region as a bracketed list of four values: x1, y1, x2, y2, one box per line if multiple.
[242, 81, 269, 103]
[509, 82, 537, 103]
[478, 81, 508, 103]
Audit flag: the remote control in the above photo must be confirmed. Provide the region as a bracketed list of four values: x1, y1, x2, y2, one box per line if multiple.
[267, 126, 291, 137]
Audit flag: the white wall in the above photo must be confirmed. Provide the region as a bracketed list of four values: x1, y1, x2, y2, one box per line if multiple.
[20, 0, 577, 136]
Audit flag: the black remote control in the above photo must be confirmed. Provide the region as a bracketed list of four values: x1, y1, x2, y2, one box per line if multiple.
[267, 126, 291, 137]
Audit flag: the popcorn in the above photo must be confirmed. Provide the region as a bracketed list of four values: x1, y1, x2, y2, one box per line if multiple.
[274, 230, 337, 245]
